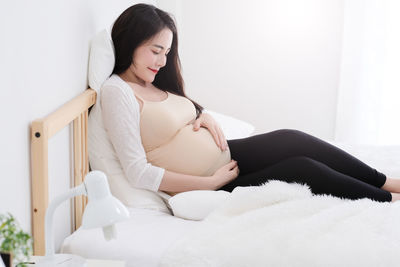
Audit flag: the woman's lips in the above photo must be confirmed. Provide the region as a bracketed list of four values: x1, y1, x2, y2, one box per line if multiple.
[148, 68, 158, 74]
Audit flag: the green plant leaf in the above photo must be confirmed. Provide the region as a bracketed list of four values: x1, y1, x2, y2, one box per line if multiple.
[0, 213, 32, 265]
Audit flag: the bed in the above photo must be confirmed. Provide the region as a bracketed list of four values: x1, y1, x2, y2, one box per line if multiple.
[31, 94, 400, 266]
[31, 87, 400, 267]
[30, 29, 400, 267]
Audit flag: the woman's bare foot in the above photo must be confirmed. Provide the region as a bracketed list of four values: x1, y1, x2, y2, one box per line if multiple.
[381, 177, 400, 193]
[391, 192, 400, 202]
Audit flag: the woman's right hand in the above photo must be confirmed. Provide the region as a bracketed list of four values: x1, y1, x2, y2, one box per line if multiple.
[210, 160, 240, 190]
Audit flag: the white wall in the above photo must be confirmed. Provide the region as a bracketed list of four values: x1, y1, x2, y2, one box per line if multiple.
[0, 0, 155, 253]
[160, 0, 344, 138]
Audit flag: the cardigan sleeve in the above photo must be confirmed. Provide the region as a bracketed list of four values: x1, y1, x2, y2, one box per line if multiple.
[100, 84, 165, 192]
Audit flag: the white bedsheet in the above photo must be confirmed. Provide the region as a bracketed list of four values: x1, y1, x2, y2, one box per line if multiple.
[60, 208, 200, 267]
[61, 141, 400, 266]
[160, 180, 400, 267]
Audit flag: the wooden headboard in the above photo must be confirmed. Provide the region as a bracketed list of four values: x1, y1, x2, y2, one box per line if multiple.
[30, 89, 96, 256]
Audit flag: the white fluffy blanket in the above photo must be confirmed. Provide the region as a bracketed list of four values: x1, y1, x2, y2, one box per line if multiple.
[160, 180, 400, 267]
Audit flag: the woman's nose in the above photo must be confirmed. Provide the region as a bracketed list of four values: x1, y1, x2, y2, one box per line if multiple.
[157, 55, 167, 68]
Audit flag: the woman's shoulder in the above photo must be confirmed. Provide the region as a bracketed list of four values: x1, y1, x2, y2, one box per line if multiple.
[102, 74, 125, 90]
[100, 74, 140, 110]
[101, 74, 132, 97]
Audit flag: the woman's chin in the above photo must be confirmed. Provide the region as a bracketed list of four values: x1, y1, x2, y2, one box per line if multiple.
[147, 77, 155, 83]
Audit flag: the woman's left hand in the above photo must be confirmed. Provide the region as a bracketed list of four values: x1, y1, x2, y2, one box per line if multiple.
[192, 113, 228, 151]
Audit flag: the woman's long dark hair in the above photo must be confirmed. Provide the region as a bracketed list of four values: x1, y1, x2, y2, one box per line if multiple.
[111, 3, 203, 118]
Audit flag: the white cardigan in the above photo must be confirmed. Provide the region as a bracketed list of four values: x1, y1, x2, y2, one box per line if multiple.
[88, 74, 171, 213]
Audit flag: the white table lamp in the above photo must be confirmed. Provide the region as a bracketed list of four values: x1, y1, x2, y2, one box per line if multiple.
[35, 170, 130, 267]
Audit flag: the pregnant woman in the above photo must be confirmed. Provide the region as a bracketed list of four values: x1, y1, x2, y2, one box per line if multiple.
[98, 3, 400, 203]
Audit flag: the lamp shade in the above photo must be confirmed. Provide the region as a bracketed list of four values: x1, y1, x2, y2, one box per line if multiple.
[39, 170, 129, 267]
[81, 171, 129, 229]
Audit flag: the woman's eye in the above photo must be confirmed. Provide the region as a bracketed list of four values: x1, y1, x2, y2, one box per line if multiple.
[153, 51, 169, 56]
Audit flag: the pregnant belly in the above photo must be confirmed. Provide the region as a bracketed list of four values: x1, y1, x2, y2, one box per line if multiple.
[146, 124, 231, 176]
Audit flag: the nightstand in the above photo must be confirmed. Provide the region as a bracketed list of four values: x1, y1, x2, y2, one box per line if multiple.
[28, 256, 125, 267]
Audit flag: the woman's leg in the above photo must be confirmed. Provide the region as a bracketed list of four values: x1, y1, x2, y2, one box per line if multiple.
[381, 178, 400, 193]
[227, 129, 387, 188]
[218, 156, 392, 202]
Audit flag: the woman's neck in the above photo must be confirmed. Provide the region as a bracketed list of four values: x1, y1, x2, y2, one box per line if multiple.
[119, 68, 150, 88]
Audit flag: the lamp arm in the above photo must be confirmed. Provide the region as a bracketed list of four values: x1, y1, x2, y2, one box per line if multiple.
[45, 183, 87, 257]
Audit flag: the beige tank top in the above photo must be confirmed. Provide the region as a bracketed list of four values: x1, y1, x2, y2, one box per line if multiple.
[133, 90, 231, 181]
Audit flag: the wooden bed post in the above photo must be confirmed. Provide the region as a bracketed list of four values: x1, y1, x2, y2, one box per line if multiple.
[73, 110, 89, 229]
[31, 120, 49, 256]
[30, 89, 96, 255]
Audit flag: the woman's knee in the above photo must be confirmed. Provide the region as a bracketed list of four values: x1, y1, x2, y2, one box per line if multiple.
[272, 128, 306, 137]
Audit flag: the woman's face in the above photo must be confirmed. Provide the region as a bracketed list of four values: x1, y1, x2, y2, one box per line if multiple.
[130, 28, 173, 85]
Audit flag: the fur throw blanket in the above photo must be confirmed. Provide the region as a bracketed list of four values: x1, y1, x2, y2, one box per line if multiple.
[160, 180, 400, 267]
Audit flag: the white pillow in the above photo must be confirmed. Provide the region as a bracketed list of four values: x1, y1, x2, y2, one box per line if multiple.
[204, 109, 255, 139]
[168, 186, 262, 221]
[168, 190, 231, 220]
[88, 29, 115, 93]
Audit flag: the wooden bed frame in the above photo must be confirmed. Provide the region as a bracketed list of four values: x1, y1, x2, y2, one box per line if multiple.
[30, 89, 96, 256]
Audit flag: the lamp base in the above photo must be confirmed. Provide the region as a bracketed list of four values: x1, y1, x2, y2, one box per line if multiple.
[34, 254, 87, 267]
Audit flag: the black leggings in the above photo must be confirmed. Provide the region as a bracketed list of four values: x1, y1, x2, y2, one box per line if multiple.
[219, 129, 392, 202]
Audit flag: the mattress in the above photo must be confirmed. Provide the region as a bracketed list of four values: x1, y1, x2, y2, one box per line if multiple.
[61, 141, 400, 266]
[60, 208, 200, 267]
